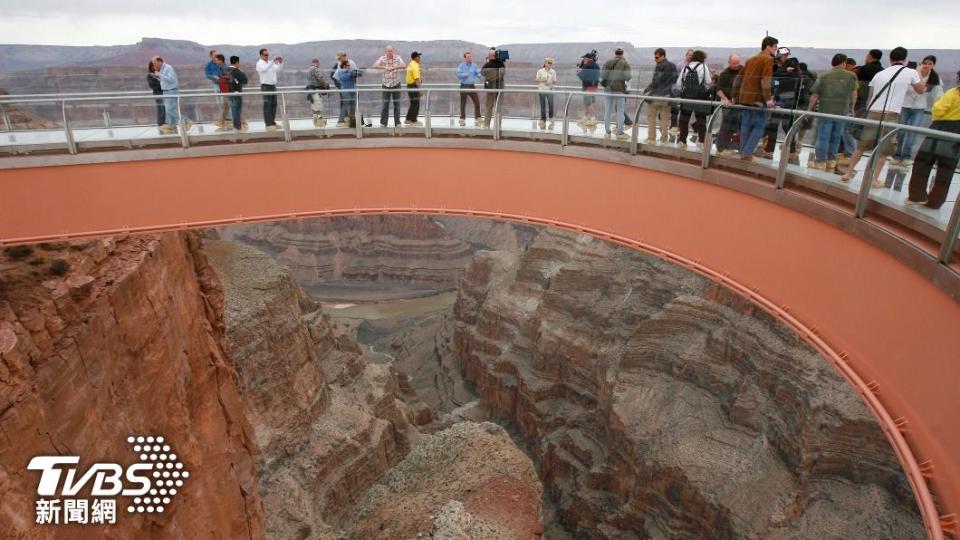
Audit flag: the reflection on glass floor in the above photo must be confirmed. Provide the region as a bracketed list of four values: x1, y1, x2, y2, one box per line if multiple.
[2, 114, 956, 229]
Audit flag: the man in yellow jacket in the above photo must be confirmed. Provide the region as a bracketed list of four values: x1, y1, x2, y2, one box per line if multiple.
[907, 71, 960, 209]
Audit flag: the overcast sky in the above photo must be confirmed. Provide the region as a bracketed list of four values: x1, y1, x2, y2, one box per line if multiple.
[1, 0, 956, 49]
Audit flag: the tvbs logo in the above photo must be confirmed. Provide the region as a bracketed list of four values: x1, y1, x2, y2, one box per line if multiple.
[27, 435, 189, 526]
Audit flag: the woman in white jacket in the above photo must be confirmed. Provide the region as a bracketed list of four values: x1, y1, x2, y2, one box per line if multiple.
[536, 58, 557, 129]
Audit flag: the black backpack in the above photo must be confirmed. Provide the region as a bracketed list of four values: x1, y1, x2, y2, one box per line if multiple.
[681, 62, 705, 99]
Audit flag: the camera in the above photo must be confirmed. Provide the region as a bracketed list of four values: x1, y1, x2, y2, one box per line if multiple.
[495, 49, 510, 62]
[577, 50, 598, 68]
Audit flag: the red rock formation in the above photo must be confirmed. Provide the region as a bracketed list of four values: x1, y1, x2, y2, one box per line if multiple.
[218, 216, 476, 296]
[453, 228, 923, 538]
[0, 233, 264, 539]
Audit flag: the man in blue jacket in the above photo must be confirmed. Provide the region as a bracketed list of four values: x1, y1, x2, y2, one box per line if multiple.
[577, 52, 600, 127]
[204, 50, 228, 123]
[456, 52, 483, 126]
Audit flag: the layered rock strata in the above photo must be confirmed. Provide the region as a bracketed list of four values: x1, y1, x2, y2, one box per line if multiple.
[0, 234, 264, 539]
[453, 228, 923, 539]
[205, 240, 418, 539]
[218, 216, 476, 296]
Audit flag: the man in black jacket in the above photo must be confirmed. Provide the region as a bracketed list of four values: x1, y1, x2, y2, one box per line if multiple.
[226, 56, 248, 131]
[715, 54, 742, 155]
[643, 48, 678, 143]
[481, 48, 505, 128]
[760, 48, 802, 162]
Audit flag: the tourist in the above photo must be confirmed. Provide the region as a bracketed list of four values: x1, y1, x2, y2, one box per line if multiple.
[670, 48, 695, 137]
[854, 49, 885, 117]
[676, 49, 711, 149]
[841, 47, 925, 184]
[643, 48, 678, 144]
[455, 51, 483, 127]
[256, 48, 284, 131]
[535, 58, 557, 129]
[150, 56, 191, 135]
[372, 45, 405, 128]
[204, 49, 226, 116]
[331, 51, 357, 126]
[405, 51, 423, 126]
[837, 56, 861, 164]
[576, 51, 600, 127]
[306, 58, 330, 127]
[225, 55, 248, 131]
[733, 36, 778, 161]
[906, 71, 960, 209]
[760, 47, 801, 161]
[213, 54, 232, 131]
[335, 57, 360, 127]
[600, 47, 632, 140]
[481, 48, 506, 129]
[714, 54, 742, 155]
[807, 53, 858, 170]
[147, 60, 165, 131]
[894, 55, 944, 166]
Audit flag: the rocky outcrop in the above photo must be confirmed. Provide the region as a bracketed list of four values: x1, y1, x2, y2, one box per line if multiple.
[433, 216, 537, 252]
[205, 240, 417, 539]
[0, 234, 264, 539]
[341, 421, 544, 539]
[453, 229, 923, 539]
[218, 216, 476, 297]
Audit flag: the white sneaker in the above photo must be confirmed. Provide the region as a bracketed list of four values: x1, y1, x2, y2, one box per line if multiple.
[458, 119, 466, 127]
[265, 124, 280, 131]
[617, 132, 630, 141]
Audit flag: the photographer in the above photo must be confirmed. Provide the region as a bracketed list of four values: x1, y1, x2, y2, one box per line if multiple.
[335, 57, 361, 128]
[331, 51, 357, 126]
[481, 48, 506, 128]
[576, 51, 600, 127]
[255, 48, 283, 131]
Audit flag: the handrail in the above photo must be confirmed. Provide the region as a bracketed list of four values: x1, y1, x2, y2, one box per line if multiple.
[3, 87, 958, 144]
[775, 113, 809, 189]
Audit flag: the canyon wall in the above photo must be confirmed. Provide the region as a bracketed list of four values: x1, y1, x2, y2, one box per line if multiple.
[453, 228, 923, 539]
[0, 234, 264, 539]
[218, 216, 476, 297]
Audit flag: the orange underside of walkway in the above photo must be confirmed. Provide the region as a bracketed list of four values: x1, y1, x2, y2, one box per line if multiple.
[2, 148, 958, 534]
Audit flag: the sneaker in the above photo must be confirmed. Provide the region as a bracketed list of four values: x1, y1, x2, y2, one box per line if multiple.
[901, 159, 913, 168]
[538, 120, 547, 129]
[158, 125, 177, 135]
[740, 155, 755, 163]
[336, 121, 348, 127]
[265, 124, 281, 131]
[459, 119, 466, 127]
[905, 198, 928, 206]
[760, 151, 775, 160]
[810, 161, 827, 171]
[825, 160, 837, 171]
[617, 132, 630, 141]
[213, 120, 225, 129]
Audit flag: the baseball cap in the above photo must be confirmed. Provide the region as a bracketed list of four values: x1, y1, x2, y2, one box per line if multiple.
[411, 51, 421, 59]
[776, 46, 791, 57]
[615, 47, 624, 54]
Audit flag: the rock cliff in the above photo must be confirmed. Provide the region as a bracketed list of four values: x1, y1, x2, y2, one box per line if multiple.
[218, 216, 476, 298]
[0, 234, 265, 539]
[453, 228, 923, 539]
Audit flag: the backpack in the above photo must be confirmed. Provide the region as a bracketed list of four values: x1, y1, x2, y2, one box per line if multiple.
[681, 62, 705, 100]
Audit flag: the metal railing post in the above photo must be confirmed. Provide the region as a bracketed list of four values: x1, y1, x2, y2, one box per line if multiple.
[103, 110, 112, 129]
[425, 90, 432, 139]
[176, 94, 189, 148]
[854, 127, 900, 218]
[630, 96, 646, 155]
[939, 200, 960, 264]
[701, 103, 726, 169]
[62, 100, 77, 155]
[354, 89, 363, 139]
[280, 92, 292, 142]
[493, 92, 503, 141]
[561, 92, 573, 147]
[774, 112, 809, 188]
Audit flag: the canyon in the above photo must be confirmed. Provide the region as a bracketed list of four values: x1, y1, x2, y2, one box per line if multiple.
[0, 215, 924, 539]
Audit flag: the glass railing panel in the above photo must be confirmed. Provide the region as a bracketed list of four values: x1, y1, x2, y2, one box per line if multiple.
[0, 100, 66, 149]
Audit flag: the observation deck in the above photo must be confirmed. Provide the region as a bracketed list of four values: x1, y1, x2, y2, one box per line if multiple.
[1, 85, 959, 539]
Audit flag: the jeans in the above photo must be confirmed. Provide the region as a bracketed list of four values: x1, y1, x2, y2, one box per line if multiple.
[604, 94, 626, 134]
[380, 85, 402, 126]
[341, 91, 357, 125]
[739, 106, 768, 156]
[162, 88, 184, 128]
[538, 93, 555, 120]
[212, 84, 224, 108]
[895, 107, 925, 160]
[153, 92, 166, 125]
[814, 117, 847, 162]
[229, 96, 243, 129]
[460, 84, 481, 119]
[406, 83, 420, 122]
[716, 108, 740, 150]
[261, 84, 277, 126]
